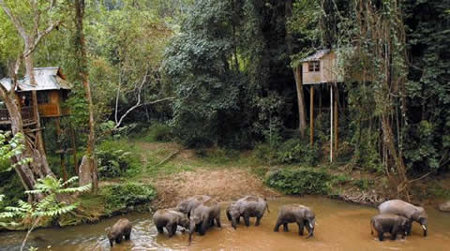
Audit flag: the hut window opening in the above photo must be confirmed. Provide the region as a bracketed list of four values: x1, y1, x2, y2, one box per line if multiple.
[309, 61, 320, 72]
[37, 92, 49, 104]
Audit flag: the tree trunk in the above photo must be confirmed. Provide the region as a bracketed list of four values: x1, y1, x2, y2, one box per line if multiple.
[285, 0, 307, 138]
[294, 66, 307, 137]
[75, 0, 98, 191]
[0, 86, 37, 195]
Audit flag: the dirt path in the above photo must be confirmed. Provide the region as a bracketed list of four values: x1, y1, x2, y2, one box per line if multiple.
[151, 168, 279, 208]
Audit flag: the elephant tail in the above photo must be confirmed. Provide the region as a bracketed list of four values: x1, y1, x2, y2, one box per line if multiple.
[264, 198, 270, 213]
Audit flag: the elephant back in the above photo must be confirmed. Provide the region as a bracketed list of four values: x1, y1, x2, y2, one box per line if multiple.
[379, 199, 418, 219]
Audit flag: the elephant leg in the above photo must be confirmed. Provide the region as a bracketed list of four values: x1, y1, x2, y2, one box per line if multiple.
[215, 216, 222, 228]
[378, 232, 384, 241]
[390, 232, 397, 240]
[168, 223, 177, 237]
[406, 224, 412, 236]
[157, 226, 164, 234]
[244, 214, 250, 227]
[199, 221, 209, 236]
[236, 217, 241, 224]
[255, 216, 262, 226]
[297, 222, 304, 236]
[124, 231, 131, 240]
[283, 223, 289, 232]
[274, 220, 282, 232]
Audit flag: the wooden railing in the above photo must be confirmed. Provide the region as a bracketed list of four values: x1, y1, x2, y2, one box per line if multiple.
[0, 106, 34, 123]
[0, 103, 64, 123]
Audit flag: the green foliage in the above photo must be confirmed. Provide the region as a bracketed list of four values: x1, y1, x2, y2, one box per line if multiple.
[277, 139, 320, 166]
[141, 122, 174, 142]
[0, 176, 90, 227]
[254, 138, 319, 167]
[0, 132, 30, 171]
[352, 178, 372, 191]
[96, 140, 141, 178]
[265, 168, 332, 195]
[402, 0, 450, 173]
[100, 183, 156, 213]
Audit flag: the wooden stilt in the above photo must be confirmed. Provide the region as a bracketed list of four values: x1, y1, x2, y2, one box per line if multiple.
[69, 124, 78, 174]
[318, 85, 322, 117]
[55, 118, 67, 181]
[330, 84, 333, 162]
[310, 85, 314, 146]
[334, 83, 339, 157]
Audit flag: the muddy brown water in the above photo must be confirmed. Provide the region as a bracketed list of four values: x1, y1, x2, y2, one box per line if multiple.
[0, 196, 449, 251]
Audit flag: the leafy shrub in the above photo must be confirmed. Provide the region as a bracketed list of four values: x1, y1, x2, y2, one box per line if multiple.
[276, 139, 320, 166]
[101, 183, 156, 213]
[253, 138, 319, 166]
[352, 178, 373, 191]
[253, 143, 278, 165]
[143, 122, 173, 142]
[96, 140, 140, 178]
[265, 168, 332, 195]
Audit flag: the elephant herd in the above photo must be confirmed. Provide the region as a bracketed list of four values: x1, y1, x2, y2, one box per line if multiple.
[105, 196, 428, 247]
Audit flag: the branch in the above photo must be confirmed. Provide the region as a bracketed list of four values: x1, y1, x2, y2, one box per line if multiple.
[114, 67, 122, 124]
[0, 0, 28, 40]
[408, 172, 432, 184]
[25, 20, 61, 57]
[113, 71, 148, 130]
[136, 96, 174, 108]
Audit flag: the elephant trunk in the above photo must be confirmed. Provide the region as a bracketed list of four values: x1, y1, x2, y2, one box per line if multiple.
[189, 222, 196, 244]
[306, 221, 314, 238]
[422, 224, 427, 237]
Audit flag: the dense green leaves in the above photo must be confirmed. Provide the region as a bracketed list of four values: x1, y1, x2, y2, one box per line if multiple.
[266, 168, 332, 195]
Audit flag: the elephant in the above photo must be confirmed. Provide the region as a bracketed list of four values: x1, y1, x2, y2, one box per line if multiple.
[226, 196, 269, 229]
[378, 199, 428, 236]
[153, 208, 190, 237]
[189, 198, 221, 243]
[176, 195, 211, 218]
[371, 213, 411, 241]
[273, 204, 315, 238]
[105, 218, 132, 247]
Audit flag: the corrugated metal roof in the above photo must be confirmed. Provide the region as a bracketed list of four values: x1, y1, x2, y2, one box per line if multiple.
[0, 78, 13, 92]
[0, 67, 71, 92]
[300, 49, 331, 62]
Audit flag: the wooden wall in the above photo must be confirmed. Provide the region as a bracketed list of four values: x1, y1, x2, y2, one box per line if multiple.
[302, 51, 341, 85]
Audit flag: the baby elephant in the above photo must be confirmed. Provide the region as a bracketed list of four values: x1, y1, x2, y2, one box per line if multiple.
[371, 214, 411, 241]
[153, 208, 190, 237]
[226, 196, 269, 229]
[177, 195, 211, 218]
[189, 198, 221, 243]
[106, 218, 132, 247]
[274, 204, 315, 238]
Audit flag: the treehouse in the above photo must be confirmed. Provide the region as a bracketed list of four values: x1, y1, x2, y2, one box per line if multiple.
[0, 67, 71, 124]
[301, 49, 343, 85]
[299, 49, 343, 162]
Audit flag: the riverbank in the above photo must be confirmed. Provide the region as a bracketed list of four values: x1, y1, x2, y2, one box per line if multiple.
[71, 140, 449, 225]
[3, 140, 449, 230]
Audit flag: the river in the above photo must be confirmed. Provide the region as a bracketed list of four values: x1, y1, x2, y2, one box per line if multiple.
[0, 196, 449, 250]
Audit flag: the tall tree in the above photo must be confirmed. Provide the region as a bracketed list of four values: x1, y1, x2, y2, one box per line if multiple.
[0, 0, 60, 193]
[74, 0, 97, 190]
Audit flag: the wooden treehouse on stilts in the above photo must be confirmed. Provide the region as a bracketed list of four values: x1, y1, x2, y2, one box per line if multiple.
[297, 49, 344, 162]
[0, 67, 75, 180]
